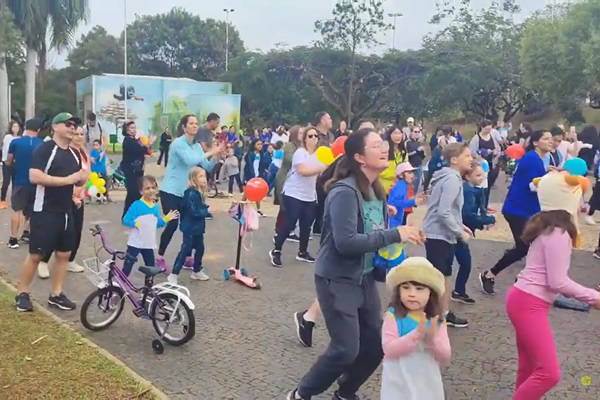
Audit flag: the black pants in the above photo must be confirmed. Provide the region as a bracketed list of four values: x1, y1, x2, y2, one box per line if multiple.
[313, 184, 326, 234]
[489, 213, 529, 276]
[69, 203, 84, 262]
[211, 162, 223, 182]
[158, 191, 183, 256]
[122, 168, 142, 218]
[1, 164, 12, 201]
[297, 274, 383, 398]
[157, 146, 169, 166]
[484, 163, 500, 208]
[589, 182, 600, 215]
[228, 173, 243, 194]
[274, 195, 317, 253]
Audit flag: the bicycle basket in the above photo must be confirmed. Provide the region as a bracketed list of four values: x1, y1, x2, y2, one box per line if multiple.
[83, 257, 110, 287]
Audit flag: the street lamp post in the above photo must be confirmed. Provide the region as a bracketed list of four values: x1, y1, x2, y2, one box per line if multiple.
[124, 0, 128, 121]
[223, 8, 235, 72]
[388, 12, 403, 50]
[8, 82, 13, 120]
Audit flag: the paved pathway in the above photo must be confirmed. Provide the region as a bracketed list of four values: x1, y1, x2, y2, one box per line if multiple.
[1, 197, 600, 399]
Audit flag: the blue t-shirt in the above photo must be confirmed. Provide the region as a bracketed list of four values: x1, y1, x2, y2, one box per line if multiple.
[90, 149, 106, 175]
[502, 151, 546, 218]
[8, 136, 43, 186]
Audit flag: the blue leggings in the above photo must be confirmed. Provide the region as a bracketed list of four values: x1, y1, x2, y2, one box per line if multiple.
[122, 246, 155, 277]
[173, 234, 205, 275]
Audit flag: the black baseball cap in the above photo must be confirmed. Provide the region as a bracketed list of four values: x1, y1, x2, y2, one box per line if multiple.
[24, 118, 43, 132]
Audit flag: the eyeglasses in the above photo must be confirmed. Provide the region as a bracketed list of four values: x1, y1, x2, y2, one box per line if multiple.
[64, 121, 76, 128]
[413, 130, 420, 133]
[370, 141, 390, 151]
[307, 134, 317, 139]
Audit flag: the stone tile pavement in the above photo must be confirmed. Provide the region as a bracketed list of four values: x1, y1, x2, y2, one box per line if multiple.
[0, 198, 599, 399]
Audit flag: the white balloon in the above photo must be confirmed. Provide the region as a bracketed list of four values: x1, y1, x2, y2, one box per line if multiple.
[88, 185, 98, 197]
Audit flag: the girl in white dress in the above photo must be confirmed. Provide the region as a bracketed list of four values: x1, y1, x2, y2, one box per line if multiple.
[382, 257, 451, 400]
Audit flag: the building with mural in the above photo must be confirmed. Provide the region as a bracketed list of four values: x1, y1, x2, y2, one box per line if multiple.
[75, 74, 241, 142]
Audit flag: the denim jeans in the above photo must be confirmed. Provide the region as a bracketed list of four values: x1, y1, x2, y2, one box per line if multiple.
[122, 246, 155, 277]
[274, 195, 317, 253]
[412, 166, 423, 195]
[451, 241, 471, 295]
[173, 234, 205, 274]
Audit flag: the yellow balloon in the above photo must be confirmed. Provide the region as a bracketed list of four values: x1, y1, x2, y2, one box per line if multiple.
[140, 136, 148, 145]
[89, 172, 99, 183]
[95, 178, 106, 188]
[315, 146, 334, 166]
[98, 186, 106, 194]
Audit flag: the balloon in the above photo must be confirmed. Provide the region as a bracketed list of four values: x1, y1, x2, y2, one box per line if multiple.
[563, 157, 587, 176]
[139, 136, 148, 145]
[315, 146, 334, 165]
[331, 137, 347, 158]
[505, 144, 525, 160]
[244, 178, 268, 202]
[89, 172, 99, 183]
[83, 190, 89, 198]
[95, 178, 106, 188]
[88, 185, 98, 197]
[85, 181, 92, 190]
[480, 159, 490, 174]
[98, 186, 106, 195]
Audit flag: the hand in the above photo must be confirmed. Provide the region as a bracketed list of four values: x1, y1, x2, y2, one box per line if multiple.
[462, 224, 473, 237]
[148, 135, 157, 145]
[417, 146, 424, 152]
[593, 297, 600, 311]
[387, 205, 397, 217]
[166, 210, 179, 221]
[397, 225, 424, 245]
[425, 316, 440, 345]
[415, 193, 426, 206]
[415, 317, 427, 341]
[99, 151, 105, 161]
[69, 169, 88, 185]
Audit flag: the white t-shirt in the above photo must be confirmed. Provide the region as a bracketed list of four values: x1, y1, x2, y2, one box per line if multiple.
[2, 134, 14, 162]
[282, 148, 319, 202]
[270, 132, 289, 145]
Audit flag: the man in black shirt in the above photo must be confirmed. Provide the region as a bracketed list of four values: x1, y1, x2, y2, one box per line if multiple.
[405, 127, 426, 194]
[15, 112, 88, 312]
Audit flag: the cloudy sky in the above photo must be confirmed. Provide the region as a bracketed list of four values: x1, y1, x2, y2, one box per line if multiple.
[52, 0, 548, 68]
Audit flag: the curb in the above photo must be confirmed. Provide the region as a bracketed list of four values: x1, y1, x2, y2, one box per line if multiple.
[0, 274, 170, 400]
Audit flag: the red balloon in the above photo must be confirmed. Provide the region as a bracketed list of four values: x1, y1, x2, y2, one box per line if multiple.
[331, 136, 347, 157]
[505, 144, 525, 160]
[244, 178, 268, 202]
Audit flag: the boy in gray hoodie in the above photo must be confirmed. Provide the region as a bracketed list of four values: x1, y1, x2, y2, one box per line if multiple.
[422, 142, 473, 328]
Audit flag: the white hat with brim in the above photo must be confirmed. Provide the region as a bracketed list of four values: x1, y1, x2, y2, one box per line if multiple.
[386, 257, 445, 298]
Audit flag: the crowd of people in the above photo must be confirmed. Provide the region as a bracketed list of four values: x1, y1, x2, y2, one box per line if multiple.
[1, 108, 600, 400]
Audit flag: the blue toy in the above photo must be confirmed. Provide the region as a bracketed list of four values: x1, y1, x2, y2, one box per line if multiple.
[563, 157, 587, 177]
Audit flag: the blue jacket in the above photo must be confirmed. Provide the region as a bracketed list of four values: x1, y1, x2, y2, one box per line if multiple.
[387, 180, 415, 229]
[427, 147, 445, 175]
[259, 152, 272, 179]
[179, 188, 211, 236]
[502, 150, 546, 218]
[462, 182, 495, 234]
[243, 151, 260, 182]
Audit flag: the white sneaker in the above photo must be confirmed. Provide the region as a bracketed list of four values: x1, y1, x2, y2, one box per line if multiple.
[190, 271, 210, 281]
[585, 215, 596, 225]
[167, 273, 178, 285]
[38, 262, 50, 279]
[67, 261, 84, 273]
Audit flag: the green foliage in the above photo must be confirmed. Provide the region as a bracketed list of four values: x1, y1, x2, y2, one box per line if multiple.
[0, 5, 22, 57]
[67, 26, 124, 79]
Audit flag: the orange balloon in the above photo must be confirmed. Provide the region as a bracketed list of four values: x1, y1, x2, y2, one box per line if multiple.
[244, 178, 268, 202]
[505, 144, 525, 160]
[331, 136, 347, 157]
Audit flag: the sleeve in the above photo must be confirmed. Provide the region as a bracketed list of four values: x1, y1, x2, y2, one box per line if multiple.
[170, 141, 208, 168]
[122, 201, 140, 228]
[154, 205, 166, 228]
[291, 149, 307, 168]
[437, 178, 464, 239]
[524, 153, 546, 185]
[282, 143, 296, 169]
[329, 186, 401, 256]
[388, 183, 416, 210]
[30, 142, 54, 172]
[544, 231, 600, 305]
[425, 323, 451, 366]
[187, 192, 211, 218]
[382, 313, 420, 358]
[8, 139, 15, 154]
[468, 135, 479, 155]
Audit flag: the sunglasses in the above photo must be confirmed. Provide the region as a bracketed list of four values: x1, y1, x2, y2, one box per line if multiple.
[307, 134, 318, 139]
[64, 121, 77, 128]
[413, 130, 420, 133]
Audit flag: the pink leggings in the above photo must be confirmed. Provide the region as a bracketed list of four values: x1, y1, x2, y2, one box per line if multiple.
[505, 286, 560, 400]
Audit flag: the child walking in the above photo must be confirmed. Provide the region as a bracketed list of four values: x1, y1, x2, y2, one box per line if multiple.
[90, 139, 111, 202]
[382, 257, 450, 399]
[122, 176, 178, 276]
[506, 171, 600, 400]
[422, 143, 473, 328]
[387, 162, 424, 228]
[223, 147, 243, 196]
[168, 167, 211, 284]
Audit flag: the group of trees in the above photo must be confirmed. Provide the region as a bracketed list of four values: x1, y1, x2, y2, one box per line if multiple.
[2, 0, 600, 134]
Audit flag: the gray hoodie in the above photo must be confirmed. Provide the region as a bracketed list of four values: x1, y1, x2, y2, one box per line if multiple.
[422, 167, 464, 244]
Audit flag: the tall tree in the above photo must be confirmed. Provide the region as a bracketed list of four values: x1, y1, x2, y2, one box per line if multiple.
[67, 25, 124, 80]
[0, 3, 21, 134]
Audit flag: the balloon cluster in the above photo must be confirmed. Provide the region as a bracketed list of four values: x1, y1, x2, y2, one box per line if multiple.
[139, 135, 153, 156]
[315, 136, 347, 166]
[85, 172, 107, 198]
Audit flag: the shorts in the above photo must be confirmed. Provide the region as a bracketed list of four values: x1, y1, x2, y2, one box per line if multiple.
[11, 185, 34, 217]
[425, 238, 455, 277]
[29, 211, 76, 259]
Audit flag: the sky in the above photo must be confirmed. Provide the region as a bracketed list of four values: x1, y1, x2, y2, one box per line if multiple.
[50, 0, 548, 68]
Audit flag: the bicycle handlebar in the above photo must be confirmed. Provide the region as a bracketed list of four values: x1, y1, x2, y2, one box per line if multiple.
[90, 224, 131, 261]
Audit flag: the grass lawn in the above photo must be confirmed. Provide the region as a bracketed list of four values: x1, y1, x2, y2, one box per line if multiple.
[0, 289, 157, 399]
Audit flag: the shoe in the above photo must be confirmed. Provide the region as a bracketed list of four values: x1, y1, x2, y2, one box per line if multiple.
[287, 389, 307, 400]
[287, 233, 300, 243]
[296, 252, 315, 263]
[67, 261, 84, 273]
[445, 311, 468, 328]
[183, 256, 194, 270]
[38, 262, 50, 279]
[479, 272, 495, 295]
[585, 215, 596, 225]
[48, 292, 76, 311]
[226, 193, 233, 197]
[269, 249, 282, 268]
[333, 391, 360, 400]
[7, 237, 18, 249]
[0, 201, 6, 209]
[190, 271, 210, 281]
[155, 258, 169, 274]
[15, 292, 33, 312]
[167, 273, 178, 285]
[294, 311, 315, 347]
[451, 291, 476, 305]
[487, 207, 497, 213]
[257, 210, 265, 218]
[19, 231, 30, 243]
[594, 248, 600, 260]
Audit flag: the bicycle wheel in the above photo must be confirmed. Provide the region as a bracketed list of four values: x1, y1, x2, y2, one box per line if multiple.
[149, 292, 195, 346]
[80, 286, 126, 331]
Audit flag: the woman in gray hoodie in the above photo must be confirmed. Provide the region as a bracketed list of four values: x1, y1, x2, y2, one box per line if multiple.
[287, 128, 423, 400]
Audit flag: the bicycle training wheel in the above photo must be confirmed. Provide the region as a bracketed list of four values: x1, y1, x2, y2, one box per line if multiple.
[80, 286, 126, 331]
[149, 292, 196, 346]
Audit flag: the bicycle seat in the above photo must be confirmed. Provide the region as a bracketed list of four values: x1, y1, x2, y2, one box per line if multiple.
[138, 266, 164, 277]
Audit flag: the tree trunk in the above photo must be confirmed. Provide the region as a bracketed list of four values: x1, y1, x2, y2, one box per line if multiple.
[0, 53, 8, 136]
[25, 47, 37, 120]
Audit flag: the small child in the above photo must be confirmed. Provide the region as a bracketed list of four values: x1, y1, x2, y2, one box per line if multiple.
[260, 143, 274, 181]
[90, 139, 111, 202]
[387, 162, 424, 228]
[268, 141, 284, 195]
[223, 147, 243, 196]
[423, 136, 448, 193]
[381, 257, 450, 399]
[122, 176, 178, 276]
[168, 167, 211, 284]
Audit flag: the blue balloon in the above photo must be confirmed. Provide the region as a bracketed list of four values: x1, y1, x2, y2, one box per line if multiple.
[480, 159, 490, 173]
[563, 158, 587, 176]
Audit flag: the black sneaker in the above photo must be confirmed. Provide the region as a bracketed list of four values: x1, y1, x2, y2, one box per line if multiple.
[296, 252, 315, 263]
[269, 249, 283, 268]
[287, 389, 307, 400]
[48, 293, 76, 311]
[479, 271, 495, 295]
[294, 311, 315, 347]
[287, 233, 300, 243]
[7, 237, 18, 249]
[594, 248, 600, 260]
[20, 230, 30, 243]
[451, 292, 476, 305]
[14, 292, 33, 312]
[333, 391, 360, 400]
[446, 311, 468, 328]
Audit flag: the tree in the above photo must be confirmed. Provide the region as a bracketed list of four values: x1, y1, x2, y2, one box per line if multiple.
[0, 3, 21, 134]
[67, 25, 124, 79]
[8, 0, 89, 119]
[312, 0, 391, 123]
[126, 8, 245, 81]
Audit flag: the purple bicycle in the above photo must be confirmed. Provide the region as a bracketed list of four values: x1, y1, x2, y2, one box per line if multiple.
[79, 224, 196, 354]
